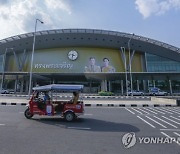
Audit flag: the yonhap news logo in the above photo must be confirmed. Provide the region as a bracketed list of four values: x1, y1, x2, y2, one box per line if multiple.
[122, 132, 137, 149]
[122, 132, 180, 149]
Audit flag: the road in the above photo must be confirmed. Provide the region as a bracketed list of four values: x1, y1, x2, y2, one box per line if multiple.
[0, 106, 180, 154]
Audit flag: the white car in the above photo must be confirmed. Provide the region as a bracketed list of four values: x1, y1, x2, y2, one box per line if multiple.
[127, 90, 144, 96]
[150, 90, 168, 96]
[0, 89, 10, 94]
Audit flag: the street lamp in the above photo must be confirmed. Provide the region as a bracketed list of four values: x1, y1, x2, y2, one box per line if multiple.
[121, 47, 128, 96]
[1, 48, 14, 91]
[28, 19, 44, 98]
[128, 33, 134, 96]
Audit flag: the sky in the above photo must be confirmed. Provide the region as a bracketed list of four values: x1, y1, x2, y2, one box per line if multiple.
[0, 0, 180, 47]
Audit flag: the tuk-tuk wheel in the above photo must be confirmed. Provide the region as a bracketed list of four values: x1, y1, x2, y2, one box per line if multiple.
[24, 108, 33, 119]
[64, 112, 75, 122]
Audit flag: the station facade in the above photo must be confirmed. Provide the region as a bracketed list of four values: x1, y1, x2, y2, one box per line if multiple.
[0, 29, 180, 94]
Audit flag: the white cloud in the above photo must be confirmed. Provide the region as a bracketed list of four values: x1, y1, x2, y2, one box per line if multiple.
[0, 0, 72, 40]
[135, 0, 180, 18]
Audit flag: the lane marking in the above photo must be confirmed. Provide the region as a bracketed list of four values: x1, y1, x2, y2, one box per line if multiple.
[170, 116, 180, 121]
[137, 116, 155, 128]
[131, 108, 143, 114]
[0, 124, 5, 126]
[154, 108, 173, 114]
[153, 116, 177, 128]
[162, 108, 180, 115]
[84, 114, 93, 116]
[137, 108, 150, 114]
[161, 116, 180, 125]
[142, 108, 158, 114]
[161, 132, 180, 146]
[125, 108, 135, 114]
[148, 108, 165, 114]
[67, 127, 91, 130]
[160, 129, 180, 131]
[146, 116, 167, 128]
[173, 132, 180, 137]
[170, 108, 180, 112]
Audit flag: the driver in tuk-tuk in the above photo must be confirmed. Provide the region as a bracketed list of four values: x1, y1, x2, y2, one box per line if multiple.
[71, 91, 79, 104]
[34, 91, 50, 110]
[43, 91, 50, 104]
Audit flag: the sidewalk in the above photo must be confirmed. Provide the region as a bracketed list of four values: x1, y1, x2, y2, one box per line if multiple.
[0, 96, 177, 107]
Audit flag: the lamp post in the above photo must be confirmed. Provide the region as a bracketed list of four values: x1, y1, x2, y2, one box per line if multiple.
[128, 33, 134, 96]
[28, 19, 44, 98]
[121, 47, 128, 96]
[1, 48, 14, 91]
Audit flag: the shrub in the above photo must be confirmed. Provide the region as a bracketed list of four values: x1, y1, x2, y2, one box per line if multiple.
[98, 91, 114, 96]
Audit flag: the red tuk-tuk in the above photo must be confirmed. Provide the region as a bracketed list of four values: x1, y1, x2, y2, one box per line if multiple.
[24, 84, 84, 122]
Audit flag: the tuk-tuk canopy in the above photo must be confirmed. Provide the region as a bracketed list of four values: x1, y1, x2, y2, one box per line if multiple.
[32, 84, 84, 92]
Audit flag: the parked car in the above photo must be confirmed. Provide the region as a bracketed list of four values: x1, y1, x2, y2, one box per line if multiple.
[0, 89, 10, 94]
[127, 90, 144, 96]
[148, 87, 168, 96]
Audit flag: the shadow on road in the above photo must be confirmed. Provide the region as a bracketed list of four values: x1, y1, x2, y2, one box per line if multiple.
[33, 117, 140, 133]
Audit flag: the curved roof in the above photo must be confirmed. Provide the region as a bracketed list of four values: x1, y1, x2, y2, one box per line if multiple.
[0, 28, 180, 62]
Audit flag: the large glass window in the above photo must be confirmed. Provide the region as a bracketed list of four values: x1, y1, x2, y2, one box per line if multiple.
[146, 53, 180, 72]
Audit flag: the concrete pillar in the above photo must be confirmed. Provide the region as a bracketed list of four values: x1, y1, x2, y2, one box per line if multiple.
[25, 79, 29, 93]
[153, 80, 156, 88]
[101, 80, 107, 91]
[121, 80, 124, 95]
[20, 79, 24, 93]
[90, 81, 92, 93]
[169, 80, 173, 95]
[143, 80, 146, 91]
[137, 80, 139, 91]
[108, 81, 111, 92]
[14, 75, 18, 93]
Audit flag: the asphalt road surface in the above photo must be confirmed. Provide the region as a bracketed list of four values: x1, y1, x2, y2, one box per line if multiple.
[0, 106, 180, 154]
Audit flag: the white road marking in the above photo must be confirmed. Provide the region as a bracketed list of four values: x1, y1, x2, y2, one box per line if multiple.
[161, 132, 180, 146]
[142, 108, 158, 114]
[0, 124, 5, 126]
[160, 129, 180, 131]
[153, 116, 178, 128]
[148, 108, 165, 114]
[137, 116, 155, 128]
[170, 108, 180, 112]
[84, 114, 93, 116]
[131, 108, 142, 114]
[170, 116, 180, 121]
[125, 108, 135, 114]
[146, 116, 167, 128]
[173, 132, 180, 137]
[162, 108, 180, 115]
[161, 116, 180, 125]
[137, 108, 150, 114]
[67, 127, 91, 130]
[154, 108, 173, 114]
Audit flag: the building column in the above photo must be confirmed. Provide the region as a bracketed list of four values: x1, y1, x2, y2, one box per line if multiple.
[137, 80, 139, 91]
[25, 79, 29, 93]
[153, 80, 156, 88]
[101, 80, 107, 91]
[14, 75, 18, 93]
[90, 81, 92, 93]
[143, 80, 146, 92]
[121, 80, 124, 95]
[108, 81, 111, 92]
[20, 79, 24, 93]
[169, 80, 173, 95]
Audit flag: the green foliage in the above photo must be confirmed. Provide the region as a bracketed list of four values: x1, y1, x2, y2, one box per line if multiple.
[98, 91, 114, 96]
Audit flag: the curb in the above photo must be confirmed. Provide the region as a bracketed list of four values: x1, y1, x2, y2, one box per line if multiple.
[0, 102, 177, 107]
